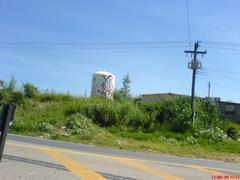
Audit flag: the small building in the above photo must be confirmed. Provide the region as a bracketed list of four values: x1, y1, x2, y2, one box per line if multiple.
[141, 92, 183, 102]
[217, 101, 240, 123]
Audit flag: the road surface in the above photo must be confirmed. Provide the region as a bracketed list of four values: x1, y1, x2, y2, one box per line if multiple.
[0, 134, 239, 180]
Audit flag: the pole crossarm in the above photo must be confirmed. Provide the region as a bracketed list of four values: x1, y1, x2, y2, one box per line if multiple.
[184, 50, 206, 54]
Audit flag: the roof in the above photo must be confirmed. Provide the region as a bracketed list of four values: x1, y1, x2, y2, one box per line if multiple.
[141, 92, 183, 97]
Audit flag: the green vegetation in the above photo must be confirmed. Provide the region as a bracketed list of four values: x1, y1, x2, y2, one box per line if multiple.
[0, 80, 240, 162]
[114, 73, 132, 101]
[119, 72, 131, 100]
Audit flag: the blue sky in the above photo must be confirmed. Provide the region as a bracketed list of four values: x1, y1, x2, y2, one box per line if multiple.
[1, 0, 240, 102]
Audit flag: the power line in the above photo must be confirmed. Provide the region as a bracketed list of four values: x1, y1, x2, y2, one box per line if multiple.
[0, 40, 190, 50]
[2, 40, 240, 47]
[196, 77, 240, 92]
[0, 40, 189, 50]
[0, 45, 187, 50]
[197, 74, 240, 83]
[202, 41, 240, 47]
[202, 45, 240, 51]
[205, 68, 240, 76]
[2, 40, 240, 50]
[185, 0, 191, 47]
[0, 40, 188, 46]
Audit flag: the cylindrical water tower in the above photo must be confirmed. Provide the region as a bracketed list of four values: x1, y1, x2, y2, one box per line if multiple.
[91, 70, 115, 99]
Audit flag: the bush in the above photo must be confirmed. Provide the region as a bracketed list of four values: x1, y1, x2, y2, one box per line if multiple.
[86, 103, 118, 127]
[11, 91, 25, 104]
[142, 97, 192, 133]
[0, 90, 24, 104]
[185, 136, 198, 145]
[9, 90, 235, 143]
[195, 99, 220, 129]
[63, 99, 153, 131]
[65, 113, 94, 135]
[141, 97, 222, 133]
[38, 122, 54, 132]
[0, 90, 12, 104]
[226, 126, 238, 140]
[193, 127, 228, 142]
[124, 108, 151, 131]
[113, 90, 122, 102]
[23, 83, 40, 98]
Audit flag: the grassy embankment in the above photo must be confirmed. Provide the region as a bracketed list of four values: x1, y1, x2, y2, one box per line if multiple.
[5, 92, 240, 163]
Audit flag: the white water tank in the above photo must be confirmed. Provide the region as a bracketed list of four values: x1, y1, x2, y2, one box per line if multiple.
[91, 70, 115, 99]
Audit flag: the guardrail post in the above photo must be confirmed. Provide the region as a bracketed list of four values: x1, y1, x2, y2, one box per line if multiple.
[0, 104, 16, 161]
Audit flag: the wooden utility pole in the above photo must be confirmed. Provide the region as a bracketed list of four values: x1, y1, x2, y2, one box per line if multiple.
[184, 42, 206, 124]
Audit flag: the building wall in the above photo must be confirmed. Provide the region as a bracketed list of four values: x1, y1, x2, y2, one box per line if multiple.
[217, 101, 240, 123]
[141, 93, 181, 102]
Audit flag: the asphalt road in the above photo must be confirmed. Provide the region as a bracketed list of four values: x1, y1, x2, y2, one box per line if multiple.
[0, 134, 239, 180]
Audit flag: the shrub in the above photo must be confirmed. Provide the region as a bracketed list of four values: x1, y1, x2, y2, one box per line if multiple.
[195, 99, 220, 129]
[185, 136, 198, 145]
[148, 97, 192, 133]
[65, 113, 94, 135]
[86, 103, 118, 127]
[0, 90, 24, 104]
[11, 120, 26, 132]
[64, 99, 151, 131]
[0, 90, 12, 104]
[23, 83, 40, 98]
[226, 126, 238, 140]
[113, 90, 122, 102]
[11, 91, 24, 104]
[193, 127, 228, 142]
[140, 97, 221, 133]
[38, 122, 54, 132]
[125, 108, 150, 131]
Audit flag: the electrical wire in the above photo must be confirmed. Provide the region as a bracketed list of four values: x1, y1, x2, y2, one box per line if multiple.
[3, 40, 240, 50]
[196, 67, 240, 91]
[0, 40, 188, 46]
[0, 45, 187, 50]
[0, 40, 191, 50]
[205, 68, 240, 76]
[185, 0, 191, 47]
[197, 77, 240, 91]
[201, 45, 240, 51]
[202, 41, 240, 47]
[197, 73, 240, 83]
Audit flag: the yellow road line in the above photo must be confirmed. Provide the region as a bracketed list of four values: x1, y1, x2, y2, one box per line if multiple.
[42, 148, 105, 180]
[6, 141, 237, 175]
[113, 157, 184, 180]
[184, 164, 225, 176]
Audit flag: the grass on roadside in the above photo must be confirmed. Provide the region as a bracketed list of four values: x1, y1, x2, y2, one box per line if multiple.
[3, 92, 240, 163]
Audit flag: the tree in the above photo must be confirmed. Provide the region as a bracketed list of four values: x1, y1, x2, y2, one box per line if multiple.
[120, 73, 131, 99]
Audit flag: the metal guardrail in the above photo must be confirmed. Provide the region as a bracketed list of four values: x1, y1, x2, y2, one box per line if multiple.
[0, 104, 16, 161]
